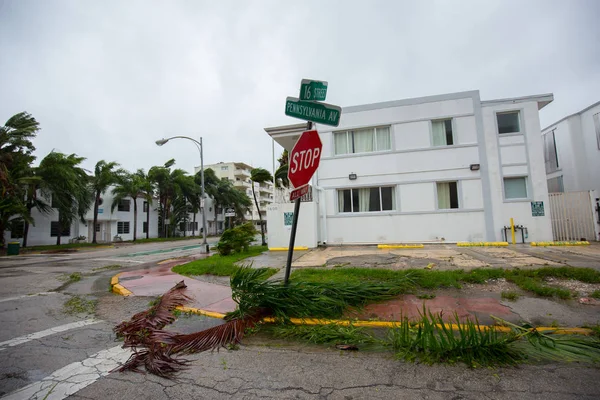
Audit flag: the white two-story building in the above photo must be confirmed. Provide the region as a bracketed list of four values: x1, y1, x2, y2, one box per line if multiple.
[265, 90, 554, 247]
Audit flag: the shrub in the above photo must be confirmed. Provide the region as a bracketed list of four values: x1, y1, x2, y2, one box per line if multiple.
[216, 223, 257, 255]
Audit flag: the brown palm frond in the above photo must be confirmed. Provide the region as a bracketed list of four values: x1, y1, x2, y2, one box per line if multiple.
[113, 346, 189, 378]
[114, 281, 191, 347]
[168, 313, 264, 355]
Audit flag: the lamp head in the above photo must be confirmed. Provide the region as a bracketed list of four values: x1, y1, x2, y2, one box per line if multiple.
[155, 138, 169, 146]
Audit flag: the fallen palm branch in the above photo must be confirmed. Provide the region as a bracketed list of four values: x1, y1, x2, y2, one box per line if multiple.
[113, 267, 599, 377]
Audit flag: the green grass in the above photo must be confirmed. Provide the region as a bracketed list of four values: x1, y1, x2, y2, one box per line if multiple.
[92, 264, 122, 272]
[63, 296, 97, 315]
[501, 291, 520, 301]
[173, 246, 277, 278]
[590, 290, 600, 299]
[291, 266, 600, 300]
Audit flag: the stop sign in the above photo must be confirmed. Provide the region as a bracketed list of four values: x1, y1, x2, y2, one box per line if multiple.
[288, 130, 323, 188]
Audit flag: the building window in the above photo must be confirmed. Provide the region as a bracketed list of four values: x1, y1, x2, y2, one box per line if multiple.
[10, 221, 25, 238]
[95, 223, 101, 232]
[431, 119, 454, 146]
[117, 221, 130, 234]
[143, 222, 148, 233]
[117, 199, 130, 212]
[497, 111, 520, 134]
[547, 176, 564, 193]
[50, 221, 70, 237]
[337, 186, 395, 213]
[221, 166, 228, 171]
[51, 194, 59, 208]
[437, 182, 459, 209]
[143, 201, 148, 212]
[593, 112, 600, 150]
[334, 126, 391, 155]
[504, 177, 528, 199]
[543, 130, 559, 173]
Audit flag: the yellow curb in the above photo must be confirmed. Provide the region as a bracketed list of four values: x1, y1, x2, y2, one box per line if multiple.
[378, 244, 424, 249]
[112, 283, 132, 296]
[158, 258, 179, 265]
[176, 306, 227, 319]
[170, 306, 594, 336]
[457, 242, 509, 247]
[269, 247, 309, 251]
[531, 241, 590, 246]
[110, 273, 121, 286]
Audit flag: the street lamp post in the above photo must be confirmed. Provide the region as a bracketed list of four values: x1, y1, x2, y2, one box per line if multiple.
[155, 136, 209, 253]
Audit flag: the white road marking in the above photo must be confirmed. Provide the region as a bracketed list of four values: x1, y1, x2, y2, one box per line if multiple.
[0, 345, 131, 400]
[0, 292, 58, 304]
[0, 319, 101, 351]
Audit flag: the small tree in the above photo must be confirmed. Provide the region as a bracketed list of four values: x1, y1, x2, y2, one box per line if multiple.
[216, 223, 257, 256]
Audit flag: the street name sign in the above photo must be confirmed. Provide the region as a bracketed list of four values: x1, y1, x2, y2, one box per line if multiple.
[299, 79, 328, 101]
[285, 97, 341, 127]
[288, 130, 323, 189]
[290, 184, 310, 201]
[224, 208, 236, 217]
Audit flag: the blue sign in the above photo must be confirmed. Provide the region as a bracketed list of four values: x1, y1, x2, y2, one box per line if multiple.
[98, 209, 104, 214]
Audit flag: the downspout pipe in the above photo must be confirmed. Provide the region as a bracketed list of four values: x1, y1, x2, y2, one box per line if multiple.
[313, 171, 328, 245]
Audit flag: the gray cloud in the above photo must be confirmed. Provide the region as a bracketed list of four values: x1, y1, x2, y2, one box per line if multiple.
[1, 0, 598, 175]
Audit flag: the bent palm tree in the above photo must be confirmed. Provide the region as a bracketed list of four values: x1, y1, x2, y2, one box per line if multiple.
[112, 171, 146, 241]
[250, 168, 273, 246]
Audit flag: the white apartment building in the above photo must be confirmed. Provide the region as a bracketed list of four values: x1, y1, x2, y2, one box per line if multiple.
[199, 162, 274, 230]
[4, 188, 217, 246]
[542, 101, 600, 194]
[265, 90, 554, 247]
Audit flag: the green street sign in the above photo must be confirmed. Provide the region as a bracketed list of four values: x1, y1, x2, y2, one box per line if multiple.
[299, 79, 328, 101]
[531, 201, 545, 217]
[285, 97, 341, 127]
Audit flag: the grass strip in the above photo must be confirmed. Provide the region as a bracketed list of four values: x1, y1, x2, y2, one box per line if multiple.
[291, 266, 600, 299]
[172, 246, 277, 278]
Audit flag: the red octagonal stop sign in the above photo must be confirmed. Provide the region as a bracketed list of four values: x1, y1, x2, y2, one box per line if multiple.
[288, 130, 323, 188]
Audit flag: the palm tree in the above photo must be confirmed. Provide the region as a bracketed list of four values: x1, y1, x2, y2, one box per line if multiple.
[111, 171, 147, 241]
[22, 172, 51, 247]
[90, 160, 124, 243]
[0, 112, 40, 248]
[250, 168, 273, 246]
[275, 150, 289, 188]
[38, 152, 92, 245]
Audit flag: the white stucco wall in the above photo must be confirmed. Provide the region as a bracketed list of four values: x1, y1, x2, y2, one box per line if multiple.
[266, 202, 318, 248]
[543, 102, 600, 194]
[481, 100, 553, 242]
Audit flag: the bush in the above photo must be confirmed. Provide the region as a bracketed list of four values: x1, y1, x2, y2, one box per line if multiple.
[216, 223, 257, 256]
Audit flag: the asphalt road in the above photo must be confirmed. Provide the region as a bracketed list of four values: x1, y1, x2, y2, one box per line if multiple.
[0, 240, 599, 399]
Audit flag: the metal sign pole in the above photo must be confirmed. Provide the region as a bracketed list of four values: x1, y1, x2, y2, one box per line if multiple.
[284, 121, 312, 285]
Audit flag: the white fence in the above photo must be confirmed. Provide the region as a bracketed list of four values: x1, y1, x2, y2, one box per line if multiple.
[548, 191, 597, 241]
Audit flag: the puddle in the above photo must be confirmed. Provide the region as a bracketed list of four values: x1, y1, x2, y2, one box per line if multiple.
[118, 244, 203, 257]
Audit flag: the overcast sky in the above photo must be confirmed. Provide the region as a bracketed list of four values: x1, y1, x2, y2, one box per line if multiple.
[1, 0, 598, 175]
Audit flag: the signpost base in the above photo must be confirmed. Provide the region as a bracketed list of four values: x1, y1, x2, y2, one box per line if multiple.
[283, 197, 301, 285]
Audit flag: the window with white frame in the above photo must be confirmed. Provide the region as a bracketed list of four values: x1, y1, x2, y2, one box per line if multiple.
[437, 182, 459, 209]
[337, 186, 395, 213]
[504, 177, 528, 199]
[543, 130, 559, 173]
[117, 221, 130, 234]
[50, 221, 70, 237]
[431, 119, 454, 146]
[497, 111, 520, 134]
[143, 222, 148, 233]
[547, 176, 564, 193]
[333, 126, 391, 155]
[143, 201, 148, 212]
[593, 112, 600, 150]
[117, 199, 130, 212]
[221, 166, 228, 171]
